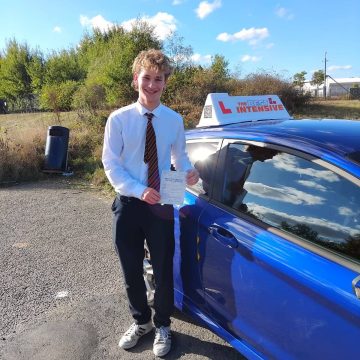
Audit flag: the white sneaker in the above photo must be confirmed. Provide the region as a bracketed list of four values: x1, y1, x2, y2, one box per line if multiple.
[118, 321, 153, 349]
[153, 326, 171, 357]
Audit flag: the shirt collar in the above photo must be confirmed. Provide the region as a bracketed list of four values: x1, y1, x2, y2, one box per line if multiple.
[136, 101, 163, 118]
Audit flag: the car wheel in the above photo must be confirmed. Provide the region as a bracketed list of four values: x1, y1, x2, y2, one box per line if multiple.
[143, 241, 155, 306]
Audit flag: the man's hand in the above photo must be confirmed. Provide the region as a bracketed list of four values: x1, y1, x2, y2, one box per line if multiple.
[186, 169, 199, 186]
[141, 187, 161, 204]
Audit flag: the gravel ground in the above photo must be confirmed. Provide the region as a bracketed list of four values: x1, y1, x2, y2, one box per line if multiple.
[0, 179, 245, 360]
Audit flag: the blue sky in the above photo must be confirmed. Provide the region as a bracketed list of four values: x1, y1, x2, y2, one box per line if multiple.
[1, 0, 359, 80]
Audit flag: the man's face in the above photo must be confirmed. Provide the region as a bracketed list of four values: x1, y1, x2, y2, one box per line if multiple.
[134, 68, 166, 109]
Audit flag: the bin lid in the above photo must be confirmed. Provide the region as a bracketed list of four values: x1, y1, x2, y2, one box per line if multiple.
[48, 125, 69, 130]
[48, 126, 69, 136]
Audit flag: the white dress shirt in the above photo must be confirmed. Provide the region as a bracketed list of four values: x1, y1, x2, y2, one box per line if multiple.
[102, 101, 193, 198]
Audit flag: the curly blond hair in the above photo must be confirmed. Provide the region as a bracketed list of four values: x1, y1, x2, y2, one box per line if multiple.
[132, 49, 173, 89]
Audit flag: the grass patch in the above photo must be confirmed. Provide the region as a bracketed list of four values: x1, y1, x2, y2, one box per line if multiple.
[0, 111, 78, 138]
[1, 99, 359, 187]
[0, 111, 109, 186]
[293, 99, 360, 119]
[0, 131, 44, 185]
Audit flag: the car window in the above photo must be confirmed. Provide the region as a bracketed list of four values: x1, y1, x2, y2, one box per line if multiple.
[222, 143, 360, 262]
[186, 141, 220, 196]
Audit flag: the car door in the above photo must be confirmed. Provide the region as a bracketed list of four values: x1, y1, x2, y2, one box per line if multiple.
[198, 140, 360, 360]
[173, 139, 222, 312]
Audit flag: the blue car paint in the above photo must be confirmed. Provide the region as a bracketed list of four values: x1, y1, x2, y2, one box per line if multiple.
[173, 193, 206, 311]
[172, 118, 360, 360]
[174, 191, 266, 360]
[206, 206, 360, 360]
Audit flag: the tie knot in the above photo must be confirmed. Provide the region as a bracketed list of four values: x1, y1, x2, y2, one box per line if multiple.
[145, 113, 154, 121]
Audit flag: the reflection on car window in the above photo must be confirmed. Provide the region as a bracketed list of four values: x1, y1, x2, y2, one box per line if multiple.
[186, 141, 219, 195]
[223, 143, 360, 262]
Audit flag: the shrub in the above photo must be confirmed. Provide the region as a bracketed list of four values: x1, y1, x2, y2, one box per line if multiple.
[39, 80, 79, 112]
[230, 72, 311, 113]
[170, 102, 202, 129]
[67, 117, 105, 175]
[72, 83, 107, 115]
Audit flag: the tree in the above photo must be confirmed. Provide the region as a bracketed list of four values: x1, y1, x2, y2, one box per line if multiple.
[344, 233, 360, 259]
[293, 71, 307, 89]
[0, 40, 46, 111]
[77, 20, 161, 108]
[281, 221, 319, 242]
[164, 55, 232, 124]
[72, 83, 106, 115]
[0, 39, 33, 109]
[210, 54, 230, 80]
[164, 31, 193, 71]
[311, 70, 325, 87]
[40, 80, 79, 114]
[26, 48, 45, 96]
[44, 48, 86, 85]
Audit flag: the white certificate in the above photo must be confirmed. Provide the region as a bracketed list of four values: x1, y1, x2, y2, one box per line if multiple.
[160, 170, 186, 205]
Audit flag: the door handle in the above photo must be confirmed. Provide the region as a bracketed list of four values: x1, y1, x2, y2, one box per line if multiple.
[208, 225, 238, 249]
[352, 274, 360, 299]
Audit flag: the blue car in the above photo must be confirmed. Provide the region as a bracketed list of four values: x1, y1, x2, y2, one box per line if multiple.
[144, 94, 360, 360]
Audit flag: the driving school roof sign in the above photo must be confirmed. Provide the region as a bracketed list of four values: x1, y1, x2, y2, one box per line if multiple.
[197, 93, 292, 127]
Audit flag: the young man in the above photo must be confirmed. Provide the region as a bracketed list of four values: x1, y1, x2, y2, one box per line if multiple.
[102, 49, 199, 357]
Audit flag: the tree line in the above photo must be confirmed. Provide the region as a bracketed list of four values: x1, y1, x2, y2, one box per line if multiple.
[0, 20, 310, 124]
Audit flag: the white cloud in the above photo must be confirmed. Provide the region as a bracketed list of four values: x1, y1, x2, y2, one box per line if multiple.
[297, 180, 326, 192]
[338, 206, 357, 216]
[275, 6, 294, 20]
[241, 54, 261, 62]
[328, 65, 352, 71]
[195, 0, 222, 19]
[121, 12, 177, 40]
[274, 154, 340, 183]
[245, 182, 325, 205]
[217, 27, 269, 45]
[80, 14, 114, 33]
[80, 12, 177, 41]
[53, 26, 62, 33]
[191, 53, 212, 64]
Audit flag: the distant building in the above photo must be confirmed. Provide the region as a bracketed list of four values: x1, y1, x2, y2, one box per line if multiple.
[302, 77, 360, 98]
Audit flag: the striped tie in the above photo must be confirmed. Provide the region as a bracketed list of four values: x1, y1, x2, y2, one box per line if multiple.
[144, 113, 160, 192]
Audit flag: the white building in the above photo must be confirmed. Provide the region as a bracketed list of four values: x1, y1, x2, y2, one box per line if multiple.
[302, 77, 360, 98]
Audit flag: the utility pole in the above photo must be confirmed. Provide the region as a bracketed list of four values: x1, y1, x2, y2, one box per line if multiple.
[324, 51, 328, 99]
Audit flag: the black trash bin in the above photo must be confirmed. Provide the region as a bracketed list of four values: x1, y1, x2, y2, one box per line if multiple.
[43, 126, 70, 173]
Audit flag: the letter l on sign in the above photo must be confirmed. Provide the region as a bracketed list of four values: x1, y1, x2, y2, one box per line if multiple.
[219, 101, 232, 114]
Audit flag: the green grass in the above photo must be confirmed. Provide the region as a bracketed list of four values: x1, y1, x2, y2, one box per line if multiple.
[293, 99, 360, 119]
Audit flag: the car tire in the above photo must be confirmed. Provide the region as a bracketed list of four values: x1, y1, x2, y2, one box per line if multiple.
[143, 241, 155, 306]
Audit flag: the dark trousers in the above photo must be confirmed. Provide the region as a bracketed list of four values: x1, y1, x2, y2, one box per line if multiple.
[112, 195, 175, 328]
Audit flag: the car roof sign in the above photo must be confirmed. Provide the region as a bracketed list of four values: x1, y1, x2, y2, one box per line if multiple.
[197, 93, 292, 127]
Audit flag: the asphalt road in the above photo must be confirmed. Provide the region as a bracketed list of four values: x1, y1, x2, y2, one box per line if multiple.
[0, 179, 245, 360]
